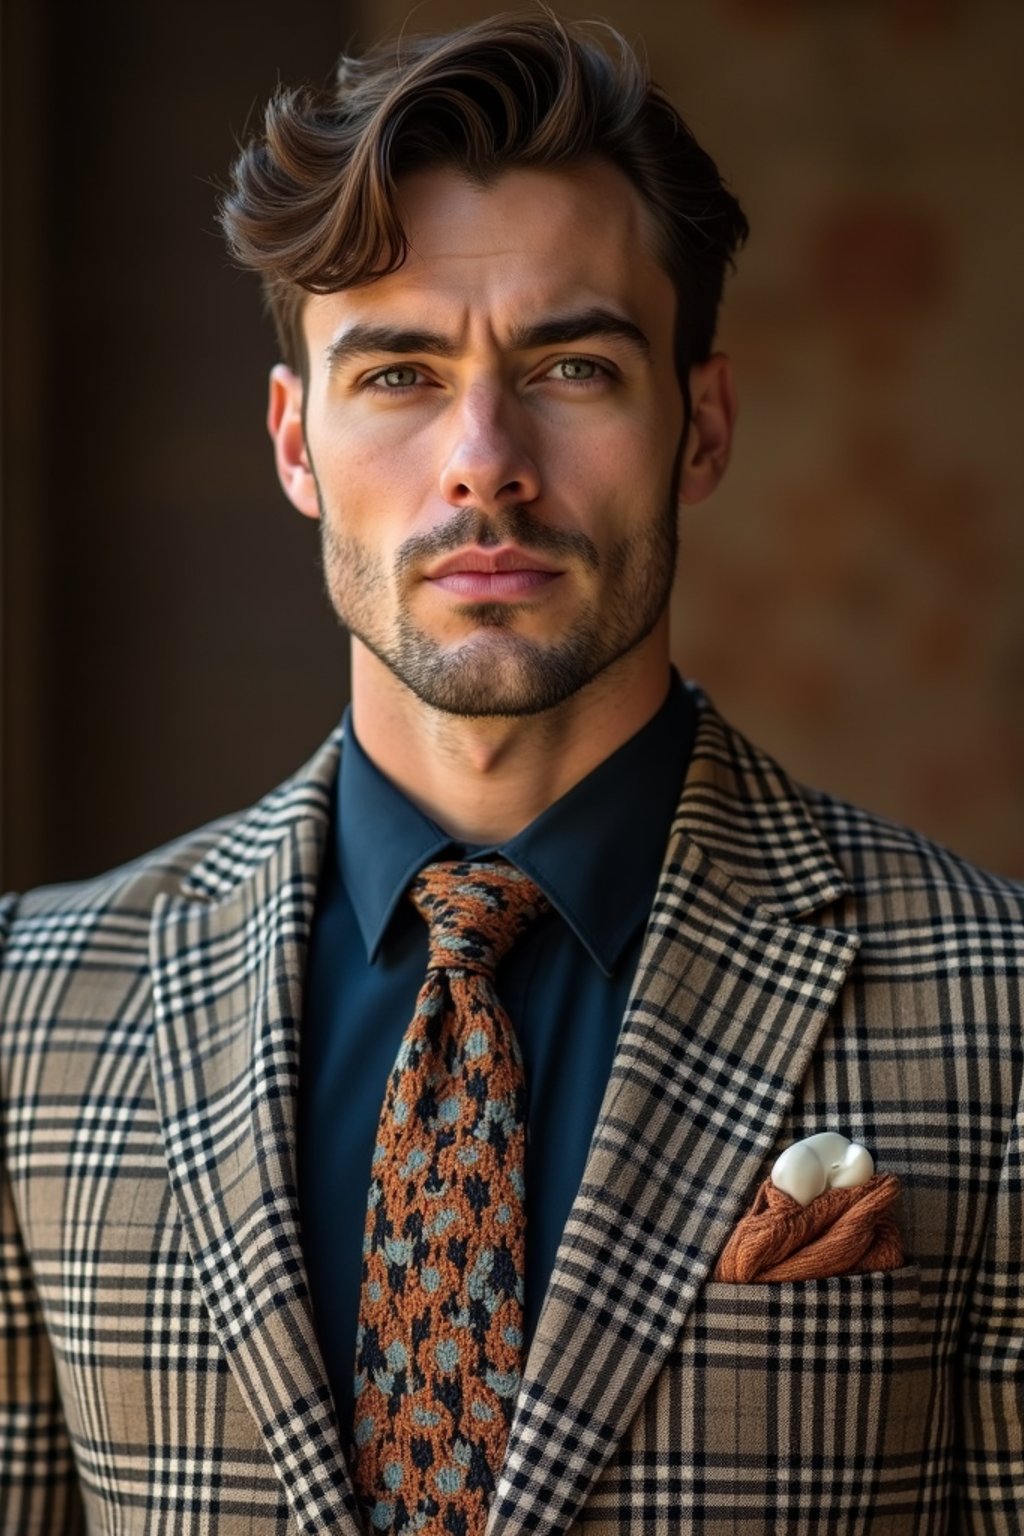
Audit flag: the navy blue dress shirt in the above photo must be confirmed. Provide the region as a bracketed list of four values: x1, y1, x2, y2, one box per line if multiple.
[297, 671, 695, 1437]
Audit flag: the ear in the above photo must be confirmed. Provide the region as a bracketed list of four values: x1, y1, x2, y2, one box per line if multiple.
[678, 353, 738, 507]
[267, 364, 320, 519]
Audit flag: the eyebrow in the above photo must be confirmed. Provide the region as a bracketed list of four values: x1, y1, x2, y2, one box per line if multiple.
[323, 305, 652, 373]
[510, 308, 651, 357]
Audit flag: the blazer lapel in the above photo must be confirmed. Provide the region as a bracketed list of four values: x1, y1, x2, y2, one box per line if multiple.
[489, 696, 860, 1536]
[149, 730, 365, 1536]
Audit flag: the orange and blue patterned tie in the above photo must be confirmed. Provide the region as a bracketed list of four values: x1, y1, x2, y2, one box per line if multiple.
[352, 859, 549, 1536]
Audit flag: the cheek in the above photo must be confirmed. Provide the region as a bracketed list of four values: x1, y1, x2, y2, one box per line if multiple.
[313, 415, 439, 534]
[547, 414, 673, 512]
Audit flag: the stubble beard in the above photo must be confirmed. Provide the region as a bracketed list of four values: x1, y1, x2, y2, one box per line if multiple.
[317, 491, 680, 720]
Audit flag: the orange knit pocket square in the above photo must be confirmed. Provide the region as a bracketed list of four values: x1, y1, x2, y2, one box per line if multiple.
[713, 1172, 904, 1283]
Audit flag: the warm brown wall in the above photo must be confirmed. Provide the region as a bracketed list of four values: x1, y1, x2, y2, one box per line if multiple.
[3, 0, 1021, 889]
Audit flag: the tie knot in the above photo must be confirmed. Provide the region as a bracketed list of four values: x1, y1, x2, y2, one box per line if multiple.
[409, 859, 549, 976]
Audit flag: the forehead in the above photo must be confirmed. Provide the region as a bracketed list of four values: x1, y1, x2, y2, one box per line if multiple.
[303, 160, 676, 355]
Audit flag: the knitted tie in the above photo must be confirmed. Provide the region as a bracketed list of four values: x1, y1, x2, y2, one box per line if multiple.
[352, 859, 549, 1536]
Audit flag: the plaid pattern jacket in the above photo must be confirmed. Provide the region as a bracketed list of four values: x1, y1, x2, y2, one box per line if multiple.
[1, 690, 1022, 1535]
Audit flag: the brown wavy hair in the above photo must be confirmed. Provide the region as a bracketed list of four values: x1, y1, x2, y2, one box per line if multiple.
[219, 11, 749, 386]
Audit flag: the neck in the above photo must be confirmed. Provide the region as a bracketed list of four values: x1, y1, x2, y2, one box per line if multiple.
[349, 628, 671, 845]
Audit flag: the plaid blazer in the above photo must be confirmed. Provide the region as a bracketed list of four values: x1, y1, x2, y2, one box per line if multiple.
[2, 690, 1022, 1535]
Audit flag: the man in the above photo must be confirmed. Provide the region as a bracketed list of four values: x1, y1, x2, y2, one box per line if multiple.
[1, 13, 1021, 1535]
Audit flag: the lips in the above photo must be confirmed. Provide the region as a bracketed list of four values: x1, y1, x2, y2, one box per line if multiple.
[425, 546, 561, 579]
[424, 546, 563, 600]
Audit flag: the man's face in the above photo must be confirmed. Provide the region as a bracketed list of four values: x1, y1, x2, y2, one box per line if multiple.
[272, 160, 716, 718]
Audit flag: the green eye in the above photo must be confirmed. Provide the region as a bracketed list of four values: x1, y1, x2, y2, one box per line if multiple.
[376, 366, 419, 388]
[553, 358, 599, 381]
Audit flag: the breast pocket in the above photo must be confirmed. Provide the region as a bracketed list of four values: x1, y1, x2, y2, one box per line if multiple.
[582, 1267, 944, 1534]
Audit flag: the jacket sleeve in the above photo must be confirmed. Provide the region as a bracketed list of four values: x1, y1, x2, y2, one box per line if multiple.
[0, 895, 85, 1533]
[955, 1065, 1024, 1533]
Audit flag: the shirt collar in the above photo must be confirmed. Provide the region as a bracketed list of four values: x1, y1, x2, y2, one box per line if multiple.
[337, 670, 695, 976]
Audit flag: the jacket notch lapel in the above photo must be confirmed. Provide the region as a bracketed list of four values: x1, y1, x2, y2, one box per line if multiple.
[149, 736, 364, 1536]
[489, 697, 861, 1536]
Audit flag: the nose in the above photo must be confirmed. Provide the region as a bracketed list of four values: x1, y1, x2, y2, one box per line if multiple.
[438, 386, 541, 511]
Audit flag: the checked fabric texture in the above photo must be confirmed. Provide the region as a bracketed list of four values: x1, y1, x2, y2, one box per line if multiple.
[3, 690, 1024, 1534]
[351, 860, 549, 1536]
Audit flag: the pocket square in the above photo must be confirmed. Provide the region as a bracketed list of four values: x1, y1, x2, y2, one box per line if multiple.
[713, 1134, 903, 1283]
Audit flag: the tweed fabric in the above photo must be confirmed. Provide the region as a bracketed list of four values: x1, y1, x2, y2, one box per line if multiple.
[352, 861, 548, 1536]
[0, 686, 1022, 1535]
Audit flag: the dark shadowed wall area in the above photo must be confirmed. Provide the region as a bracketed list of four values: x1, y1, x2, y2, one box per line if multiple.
[2, 0, 1022, 889]
[2, 0, 360, 889]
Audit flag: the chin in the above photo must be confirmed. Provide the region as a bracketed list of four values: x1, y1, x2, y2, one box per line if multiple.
[384, 625, 614, 719]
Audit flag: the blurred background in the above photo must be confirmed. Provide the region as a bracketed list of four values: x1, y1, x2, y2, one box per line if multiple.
[2, 0, 1022, 890]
